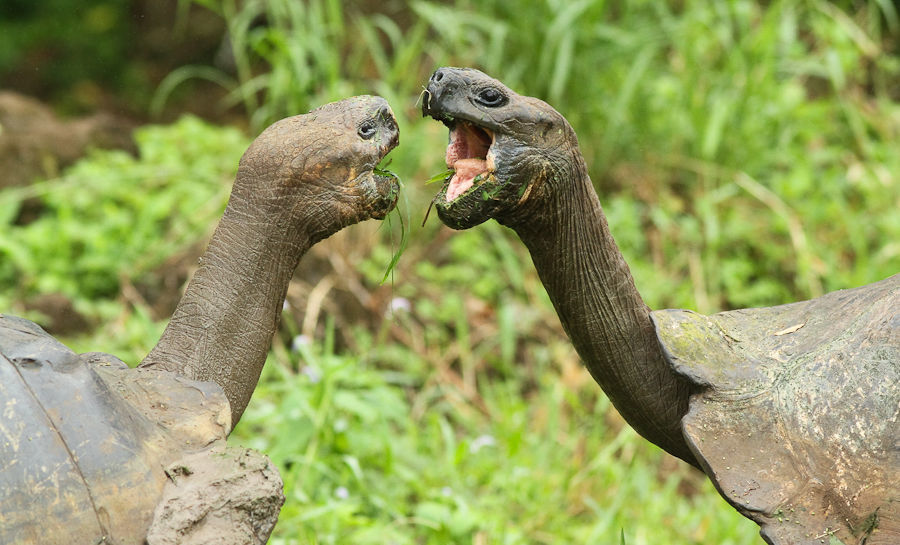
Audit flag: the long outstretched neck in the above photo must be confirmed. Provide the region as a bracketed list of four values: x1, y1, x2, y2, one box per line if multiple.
[508, 155, 699, 467]
[141, 187, 309, 429]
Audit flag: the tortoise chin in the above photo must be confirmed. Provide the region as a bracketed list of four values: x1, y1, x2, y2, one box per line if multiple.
[434, 180, 501, 230]
[435, 199, 491, 231]
[368, 171, 400, 220]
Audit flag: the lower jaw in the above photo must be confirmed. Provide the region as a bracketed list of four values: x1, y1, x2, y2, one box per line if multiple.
[370, 175, 400, 219]
[435, 203, 489, 230]
[433, 181, 499, 230]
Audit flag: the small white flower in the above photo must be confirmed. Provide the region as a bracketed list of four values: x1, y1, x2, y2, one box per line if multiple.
[469, 434, 496, 453]
[291, 334, 310, 352]
[441, 486, 453, 497]
[335, 486, 349, 500]
[388, 297, 411, 313]
[282, 299, 291, 311]
[301, 365, 321, 384]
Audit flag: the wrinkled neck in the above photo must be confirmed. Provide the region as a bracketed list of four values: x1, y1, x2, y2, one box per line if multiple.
[508, 156, 698, 466]
[141, 189, 309, 430]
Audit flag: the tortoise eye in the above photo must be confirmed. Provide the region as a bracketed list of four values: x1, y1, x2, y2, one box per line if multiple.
[475, 87, 507, 107]
[358, 121, 377, 140]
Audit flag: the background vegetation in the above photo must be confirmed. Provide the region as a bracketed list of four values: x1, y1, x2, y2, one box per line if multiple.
[1, 1, 897, 544]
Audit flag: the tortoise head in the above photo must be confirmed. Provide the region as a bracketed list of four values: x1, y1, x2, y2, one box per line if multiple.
[235, 95, 400, 242]
[421, 67, 579, 230]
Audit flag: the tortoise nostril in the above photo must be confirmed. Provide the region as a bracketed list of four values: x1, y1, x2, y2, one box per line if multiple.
[381, 109, 399, 137]
[432, 69, 444, 82]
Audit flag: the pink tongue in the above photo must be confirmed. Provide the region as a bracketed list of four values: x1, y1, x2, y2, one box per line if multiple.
[446, 158, 487, 202]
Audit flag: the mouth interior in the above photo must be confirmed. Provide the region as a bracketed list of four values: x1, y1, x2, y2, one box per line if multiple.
[445, 122, 493, 202]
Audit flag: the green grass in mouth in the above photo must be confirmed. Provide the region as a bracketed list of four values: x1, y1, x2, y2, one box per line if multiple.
[424, 168, 455, 185]
[374, 156, 396, 178]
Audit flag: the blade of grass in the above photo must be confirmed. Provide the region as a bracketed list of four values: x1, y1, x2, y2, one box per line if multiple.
[425, 169, 454, 185]
[379, 163, 409, 284]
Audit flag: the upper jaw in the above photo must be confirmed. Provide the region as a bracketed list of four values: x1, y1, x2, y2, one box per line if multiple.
[421, 72, 503, 134]
[422, 99, 503, 136]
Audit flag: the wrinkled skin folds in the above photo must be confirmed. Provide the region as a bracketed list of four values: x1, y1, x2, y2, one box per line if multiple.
[142, 95, 400, 427]
[422, 67, 698, 466]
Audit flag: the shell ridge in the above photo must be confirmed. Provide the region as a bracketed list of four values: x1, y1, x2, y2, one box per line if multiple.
[3, 352, 109, 538]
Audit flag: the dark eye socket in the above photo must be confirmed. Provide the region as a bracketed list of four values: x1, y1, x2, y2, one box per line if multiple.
[358, 121, 377, 140]
[475, 87, 507, 107]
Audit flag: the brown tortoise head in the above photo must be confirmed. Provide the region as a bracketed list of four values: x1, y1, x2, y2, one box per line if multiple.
[234, 95, 400, 242]
[421, 67, 579, 230]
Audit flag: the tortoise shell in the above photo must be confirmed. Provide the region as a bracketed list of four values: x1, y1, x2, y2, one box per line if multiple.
[0, 314, 242, 544]
[653, 274, 899, 545]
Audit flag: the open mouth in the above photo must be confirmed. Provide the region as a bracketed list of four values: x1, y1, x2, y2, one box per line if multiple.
[444, 121, 495, 202]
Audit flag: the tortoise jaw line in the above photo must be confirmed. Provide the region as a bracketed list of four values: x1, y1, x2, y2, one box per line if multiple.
[370, 173, 399, 219]
[369, 149, 400, 219]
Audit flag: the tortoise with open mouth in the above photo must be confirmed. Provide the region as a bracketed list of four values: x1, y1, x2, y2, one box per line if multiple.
[423, 67, 899, 545]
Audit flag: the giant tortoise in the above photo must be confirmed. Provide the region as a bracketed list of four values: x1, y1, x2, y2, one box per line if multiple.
[1, 95, 400, 544]
[421, 67, 898, 545]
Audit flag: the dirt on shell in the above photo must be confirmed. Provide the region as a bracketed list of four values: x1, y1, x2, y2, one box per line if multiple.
[146, 446, 284, 545]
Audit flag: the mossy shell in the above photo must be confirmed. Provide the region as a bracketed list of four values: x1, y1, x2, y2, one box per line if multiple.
[652, 274, 899, 545]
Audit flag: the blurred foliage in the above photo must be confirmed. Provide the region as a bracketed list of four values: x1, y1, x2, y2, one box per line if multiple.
[0, 117, 245, 302]
[1, 0, 899, 543]
[0, 0, 139, 110]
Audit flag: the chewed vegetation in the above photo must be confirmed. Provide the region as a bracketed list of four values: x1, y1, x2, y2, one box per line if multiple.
[1, 0, 898, 544]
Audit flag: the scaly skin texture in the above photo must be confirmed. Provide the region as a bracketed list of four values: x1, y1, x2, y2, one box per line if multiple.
[422, 67, 699, 467]
[141, 95, 399, 427]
